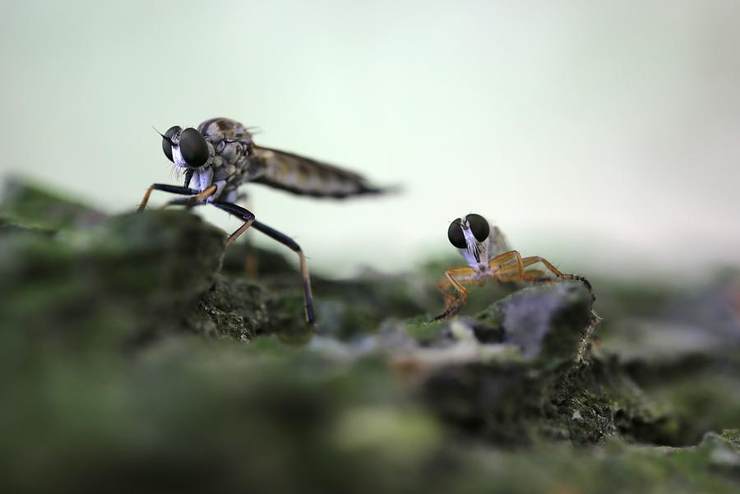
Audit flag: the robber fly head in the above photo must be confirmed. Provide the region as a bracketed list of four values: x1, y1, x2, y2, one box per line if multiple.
[447, 213, 491, 268]
[158, 126, 211, 169]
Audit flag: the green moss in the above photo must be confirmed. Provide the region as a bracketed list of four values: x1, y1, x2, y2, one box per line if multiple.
[0, 176, 106, 230]
[404, 316, 447, 343]
[187, 274, 272, 341]
[0, 210, 225, 356]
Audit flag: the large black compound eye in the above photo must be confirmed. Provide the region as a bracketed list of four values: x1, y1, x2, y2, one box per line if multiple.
[161, 125, 181, 162]
[466, 213, 490, 242]
[179, 127, 209, 168]
[447, 218, 466, 249]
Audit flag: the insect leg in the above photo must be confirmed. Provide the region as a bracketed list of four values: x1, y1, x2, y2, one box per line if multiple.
[494, 253, 593, 299]
[520, 256, 599, 323]
[161, 184, 218, 209]
[158, 198, 202, 208]
[250, 220, 316, 325]
[210, 202, 256, 247]
[212, 202, 316, 324]
[520, 256, 593, 293]
[138, 184, 197, 211]
[434, 266, 477, 320]
[489, 250, 526, 282]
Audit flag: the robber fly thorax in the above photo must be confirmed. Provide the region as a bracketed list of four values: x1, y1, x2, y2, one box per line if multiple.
[139, 117, 389, 325]
[165, 119, 256, 203]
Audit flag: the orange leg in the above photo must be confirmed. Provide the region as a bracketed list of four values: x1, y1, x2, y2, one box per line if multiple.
[225, 218, 255, 247]
[138, 186, 155, 211]
[488, 250, 526, 282]
[521, 256, 592, 292]
[498, 254, 599, 326]
[494, 252, 593, 294]
[434, 266, 478, 320]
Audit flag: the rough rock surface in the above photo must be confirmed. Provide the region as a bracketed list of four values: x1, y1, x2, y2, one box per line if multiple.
[1, 178, 739, 493]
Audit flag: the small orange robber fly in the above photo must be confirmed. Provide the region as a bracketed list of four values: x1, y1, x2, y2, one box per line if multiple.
[435, 213, 593, 320]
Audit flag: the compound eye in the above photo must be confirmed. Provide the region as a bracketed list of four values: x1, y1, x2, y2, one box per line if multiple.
[179, 127, 209, 168]
[161, 126, 181, 162]
[466, 213, 490, 242]
[447, 218, 466, 249]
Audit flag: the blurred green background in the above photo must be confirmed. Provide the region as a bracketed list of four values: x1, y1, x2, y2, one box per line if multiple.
[1, 0, 738, 277]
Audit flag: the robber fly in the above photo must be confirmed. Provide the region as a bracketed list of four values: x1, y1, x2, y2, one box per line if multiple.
[435, 213, 593, 319]
[138, 117, 389, 325]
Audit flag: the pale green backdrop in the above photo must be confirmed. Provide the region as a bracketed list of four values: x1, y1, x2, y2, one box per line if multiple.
[1, 0, 738, 277]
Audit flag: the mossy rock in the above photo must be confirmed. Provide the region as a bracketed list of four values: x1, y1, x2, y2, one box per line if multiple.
[2, 177, 738, 492]
[0, 176, 107, 230]
[0, 210, 225, 355]
[474, 281, 595, 362]
[413, 282, 681, 446]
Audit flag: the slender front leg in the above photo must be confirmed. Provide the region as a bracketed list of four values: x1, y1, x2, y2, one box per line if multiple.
[162, 184, 218, 210]
[138, 184, 197, 211]
[434, 266, 478, 320]
[212, 202, 315, 325]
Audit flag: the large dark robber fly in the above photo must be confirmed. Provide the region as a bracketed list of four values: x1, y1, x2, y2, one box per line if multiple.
[138, 117, 388, 325]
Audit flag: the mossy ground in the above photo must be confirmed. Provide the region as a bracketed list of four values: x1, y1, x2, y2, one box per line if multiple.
[1, 179, 739, 493]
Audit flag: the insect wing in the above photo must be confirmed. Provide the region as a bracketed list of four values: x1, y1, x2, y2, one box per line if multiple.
[251, 145, 383, 198]
[488, 225, 511, 258]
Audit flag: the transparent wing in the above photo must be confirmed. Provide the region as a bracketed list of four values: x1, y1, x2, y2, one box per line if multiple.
[488, 225, 511, 258]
